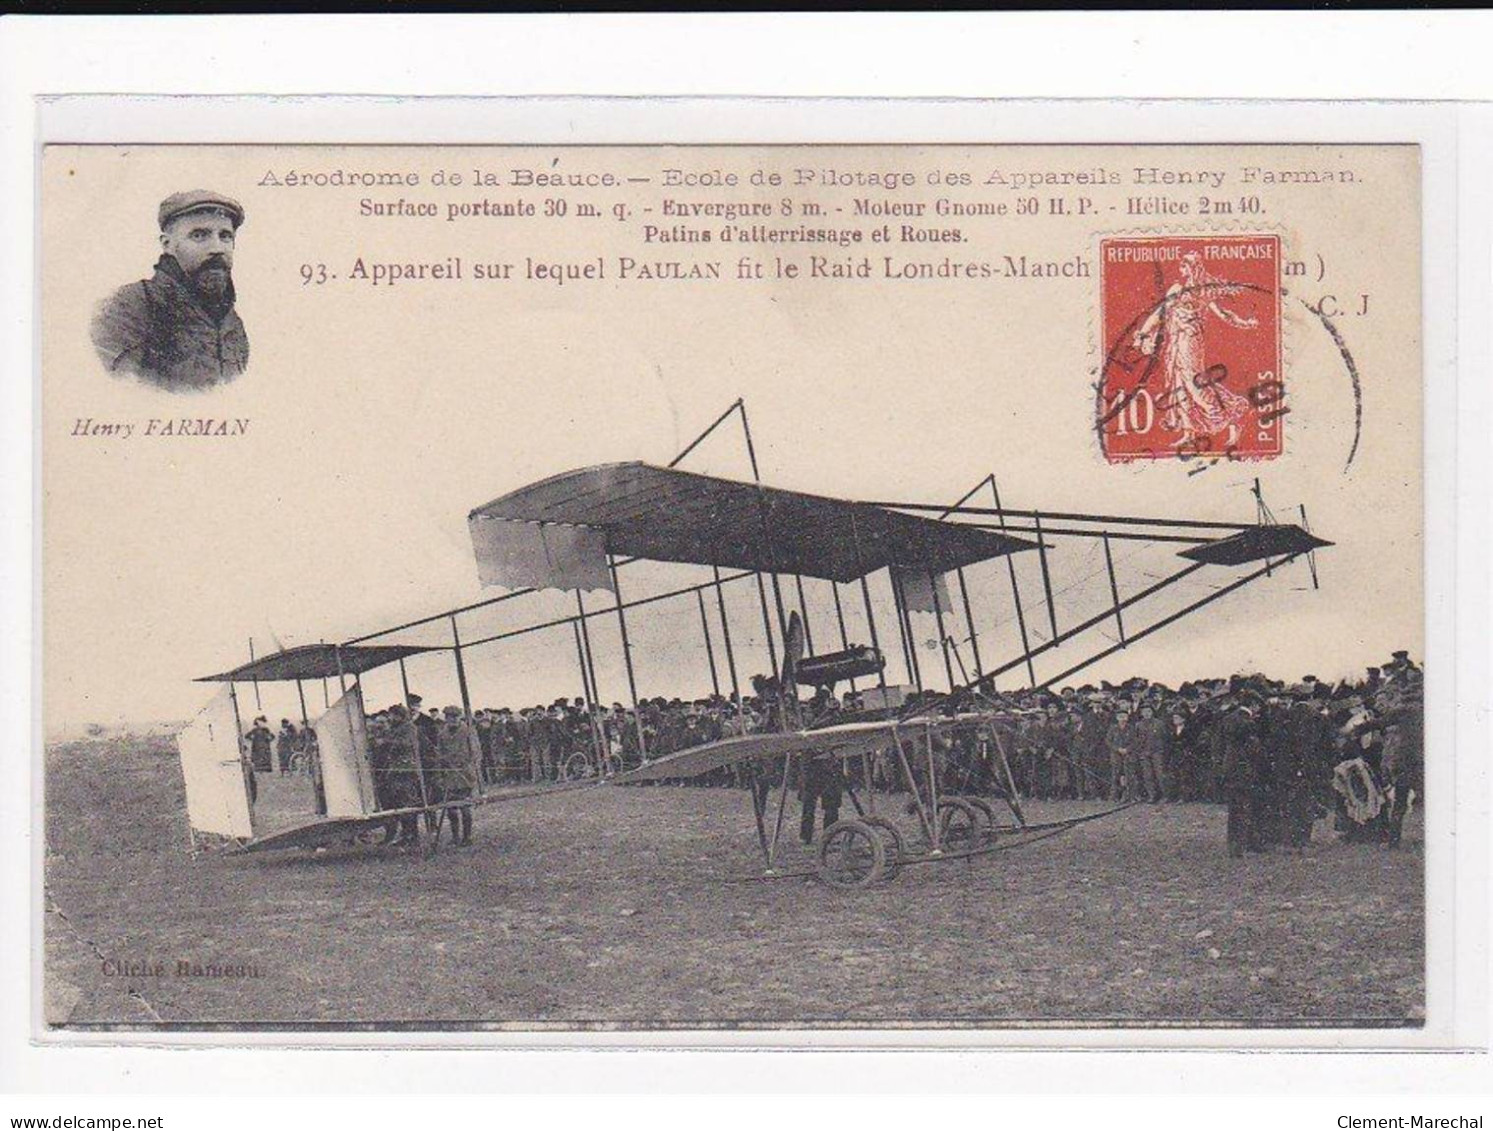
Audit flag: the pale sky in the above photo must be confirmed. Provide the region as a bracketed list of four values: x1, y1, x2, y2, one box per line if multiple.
[41, 144, 1422, 734]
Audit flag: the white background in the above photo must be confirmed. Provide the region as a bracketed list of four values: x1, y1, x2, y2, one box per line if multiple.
[1, 10, 1490, 1119]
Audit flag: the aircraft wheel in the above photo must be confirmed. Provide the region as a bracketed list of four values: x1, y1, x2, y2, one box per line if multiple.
[561, 752, 594, 782]
[858, 815, 905, 879]
[959, 796, 998, 837]
[961, 796, 995, 822]
[937, 798, 983, 849]
[816, 819, 888, 889]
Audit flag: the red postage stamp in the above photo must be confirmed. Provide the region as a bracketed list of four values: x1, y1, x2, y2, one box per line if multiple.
[1098, 234, 1284, 463]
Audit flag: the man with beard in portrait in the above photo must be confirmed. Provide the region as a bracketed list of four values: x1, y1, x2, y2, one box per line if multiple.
[91, 190, 249, 391]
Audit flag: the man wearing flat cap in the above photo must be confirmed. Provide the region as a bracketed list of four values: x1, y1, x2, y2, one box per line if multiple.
[91, 190, 249, 390]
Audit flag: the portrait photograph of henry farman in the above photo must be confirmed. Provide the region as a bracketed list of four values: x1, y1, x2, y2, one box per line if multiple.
[89, 189, 249, 392]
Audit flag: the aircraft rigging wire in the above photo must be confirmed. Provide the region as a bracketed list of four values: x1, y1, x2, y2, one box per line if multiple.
[868, 497, 1251, 532]
[967, 535, 1158, 643]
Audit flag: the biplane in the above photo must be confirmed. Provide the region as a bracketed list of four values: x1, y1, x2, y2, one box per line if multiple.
[178, 398, 1330, 886]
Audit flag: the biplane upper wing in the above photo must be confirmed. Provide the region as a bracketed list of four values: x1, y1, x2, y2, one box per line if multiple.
[467, 461, 1035, 586]
[196, 642, 438, 683]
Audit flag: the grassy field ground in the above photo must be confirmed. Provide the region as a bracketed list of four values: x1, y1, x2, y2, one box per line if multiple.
[43, 734, 1424, 1028]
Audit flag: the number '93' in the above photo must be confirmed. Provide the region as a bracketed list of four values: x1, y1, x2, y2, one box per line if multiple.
[300, 263, 329, 285]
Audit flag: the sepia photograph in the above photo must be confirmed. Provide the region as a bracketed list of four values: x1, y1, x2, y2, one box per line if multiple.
[89, 189, 249, 391]
[38, 138, 1430, 1034]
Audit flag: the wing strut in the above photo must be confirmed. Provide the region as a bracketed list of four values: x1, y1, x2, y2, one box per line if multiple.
[990, 476, 1037, 687]
[1102, 533, 1127, 647]
[1032, 512, 1060, 644]
[1299, 504, 1321, 591]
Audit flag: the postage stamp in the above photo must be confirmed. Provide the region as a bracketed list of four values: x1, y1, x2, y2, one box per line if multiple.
[1098, 234, 1283, 463]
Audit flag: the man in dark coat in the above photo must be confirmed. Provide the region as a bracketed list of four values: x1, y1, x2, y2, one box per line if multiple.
[1279, 693, 1332, 851]
[305, 728, 326, 816]
[408, 694, 439, 750]
[499, 709, 525, 782]
[405, 695, 443, 835]
[798, 755, 844, 846]
[381, 704, 427, 846]
[1133, 703, 1168, 802]
[474, 710, 497, 785]
[1254, 694, 1293, 848]
[1071, 704, 1108, 800]
[1218, 700, 1262, 857]
[1105, 707, 1136, 801]
[1041, 705, 1073, 800]
[1178, 701, 1217, 802]
[244, 716, 274, 774]
[530, 707, 561, 781]
[91, 191, 250, 390]
[1016, 714, 1044, 798]
[1379, 692, 1424, 849]
[434, 706, 481, 846]
[275, 720, 296, 776]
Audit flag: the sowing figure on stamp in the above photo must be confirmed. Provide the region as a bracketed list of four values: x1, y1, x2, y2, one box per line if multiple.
[1132, 251, 1256, 445]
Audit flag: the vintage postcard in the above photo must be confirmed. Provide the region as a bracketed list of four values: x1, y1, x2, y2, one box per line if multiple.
[40, 138, 1425, 1037]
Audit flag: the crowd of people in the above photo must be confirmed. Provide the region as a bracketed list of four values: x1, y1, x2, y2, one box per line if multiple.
[925, 649, 1424, 856]
[245, 651, 1423, 854]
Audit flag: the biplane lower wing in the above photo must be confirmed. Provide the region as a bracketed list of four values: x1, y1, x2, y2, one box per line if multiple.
[231, 778, 604, 854]
[232, 812, 400, 854]
[610, 716, 969, 784]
